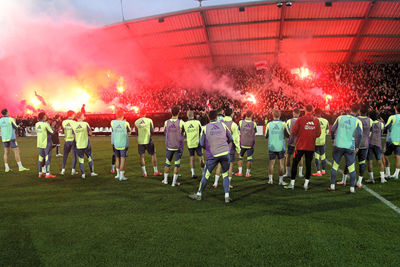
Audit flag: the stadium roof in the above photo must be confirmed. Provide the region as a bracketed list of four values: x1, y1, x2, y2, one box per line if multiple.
[103, 0, 400, 66]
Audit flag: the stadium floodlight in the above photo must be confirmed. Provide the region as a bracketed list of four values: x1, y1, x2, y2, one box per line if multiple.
[195, 0, 207, 8]
[277, 2, 283, 8]
[286, 1, 293, 7]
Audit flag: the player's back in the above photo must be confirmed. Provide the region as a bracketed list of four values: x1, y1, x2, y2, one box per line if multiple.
[357, 116, 372, 148]
[267, 120, 285, 152]
[334, 115, 360, 150]
[134, 117, 153, 145]
[73, 121, 90, 149]
[203, 121, 230, 158]
[112, 120, 130, 149]
[239, 119, 256, 148]
[164, 119, 184, 150]
[315, 117, 329, 146]
[62, 119, 76, 142]
[387, 114, 400, 144]
[370, 121, 384, 148]
[35, 121, 52, 148]
[184, 119, 201, 149]
[286, 117, 298, 147]
[0, 117, 16, 142]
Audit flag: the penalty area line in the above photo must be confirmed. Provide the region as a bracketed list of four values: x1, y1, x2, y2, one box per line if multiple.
[326, 160, 400, 215]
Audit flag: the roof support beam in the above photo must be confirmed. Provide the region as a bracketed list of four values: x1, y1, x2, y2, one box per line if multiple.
[345, 0, 376, 63]
[275, 4, 286, 63]
[199, 10, 214, 66]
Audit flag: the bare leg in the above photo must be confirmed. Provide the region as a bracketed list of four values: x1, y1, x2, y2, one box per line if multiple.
[13, 147, 21, 163]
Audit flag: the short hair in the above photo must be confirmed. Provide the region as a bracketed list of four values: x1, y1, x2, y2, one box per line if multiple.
[225, 108, 233, 117]
[369, 111, 378, 121]
[38, 112, 46, 121]
[116, 109, 124, 119]
[245, 110, 253, 118]
[209, 110, 218, 121]
[360, 104, 368, 115]
[1, 109, 8, 116]
[171, 106, 180, 116]
[315, 108, 322, 116]
[305, 105, 313, 113]
[351, 104, 360, 113]
[75, 112, 84, 120]
[293, 108, 300, 115]
[187, 110, 194, 119]
[67, 110, 75, 117]
[273, 109, 281, 119]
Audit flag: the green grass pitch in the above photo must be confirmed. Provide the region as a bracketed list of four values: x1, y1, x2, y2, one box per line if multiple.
[1, 136, 400, 266]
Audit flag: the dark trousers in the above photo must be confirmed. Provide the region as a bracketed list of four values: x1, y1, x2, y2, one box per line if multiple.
[291, 150, 314, 180]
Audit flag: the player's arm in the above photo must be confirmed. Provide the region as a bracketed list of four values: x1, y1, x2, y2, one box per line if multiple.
[331, 117, 340, 140]
[163, 121, 167, 136]
[134, 121, 138, 136]
[354, 120, 363, 149]
[87, 123, 93, 136]
[180, 120, 185, 135]
[253, 122, 257, 136]
[46, 123, 54, 134]
[285, 120, 291, 136]
[232, 123, 241, 153]
[126, 122, 131, 134]
[199, 128, 206, 148]
[225, 124, 233, 144]
[284, 122, 290, 138]
[326, 121, 330, 135]
[11, 118, 18, 130]
[150, 120, 154, 134]
[265, 123, 270, 139]
[385, 115, 394, 132]
[315, 118, 321, 138]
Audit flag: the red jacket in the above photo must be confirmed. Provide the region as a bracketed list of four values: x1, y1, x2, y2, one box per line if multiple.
[291, 113, 321, 151]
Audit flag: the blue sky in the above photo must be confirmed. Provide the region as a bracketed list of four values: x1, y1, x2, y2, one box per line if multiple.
[66, 0, 251, 25]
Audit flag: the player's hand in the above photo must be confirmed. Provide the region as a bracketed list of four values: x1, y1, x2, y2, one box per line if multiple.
[354, 148, 359, 155]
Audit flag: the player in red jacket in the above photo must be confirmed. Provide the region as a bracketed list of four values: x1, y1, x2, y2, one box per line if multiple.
[285, 105, 321, 191]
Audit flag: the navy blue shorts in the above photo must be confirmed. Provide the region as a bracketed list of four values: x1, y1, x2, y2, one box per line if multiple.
[332, 147, 355, 168]
[138, 142, 155, 155]
[239, 147, 254, 161]
[76, 145, 93, 160]
[367, 145, 382, 160]
[269, 151, 285, 160]
[114, 147, 129, 158]
[229, 149, 236, 163]
[165, 149, 183, 167]
[315, 145, 326, 155]
[287, 145, 295, 155]
[357, 148, 369, 163]
[3, 139, 18, 148]
[188, 146, 203, 157]
[384, 142, 400, 156]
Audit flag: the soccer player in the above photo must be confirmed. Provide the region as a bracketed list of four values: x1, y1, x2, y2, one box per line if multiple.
[60, 110, 78, 175]
[355, 104, 373, 187]
[214, 107, 240, 188]
[72, 112, 97, 179]
[188, 110, 233, 203]
[366, 111, 386, 184]
[0, 109, 29, 172]
[134, 112, 162, 177]
[329, 104, 363, 193]
[35, 112, 56, 178]
[313, 108, 329, 176]
[285, 108, 304, 178]
[163, 106, 184, 186]
[266, 109, 288, 185]
[384, 103, 400, 179]
[184, 110, 205, 179]
[285, 105, 321, 191]
[111, 110, 131, 181]
[235, 110, 257, 177]
[51, 115, 62, 157]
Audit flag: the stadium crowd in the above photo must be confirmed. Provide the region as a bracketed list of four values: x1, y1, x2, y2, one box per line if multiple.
[14, 63, 399, 129]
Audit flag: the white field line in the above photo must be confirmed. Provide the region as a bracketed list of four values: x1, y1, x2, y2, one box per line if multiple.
[326, 160, 400, 215]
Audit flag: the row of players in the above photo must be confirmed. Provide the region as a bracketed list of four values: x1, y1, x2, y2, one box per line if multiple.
[1, 103, 400, 202]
